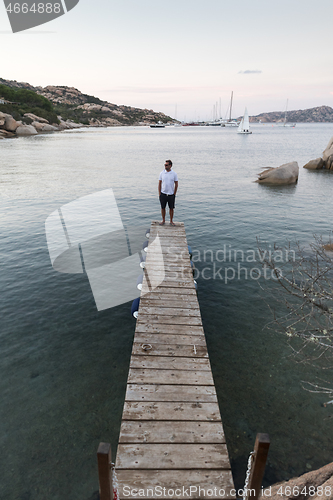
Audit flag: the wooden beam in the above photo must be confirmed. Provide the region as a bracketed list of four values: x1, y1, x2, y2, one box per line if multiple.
[97, 442, 113, 500]
[246, 433, 270, 500]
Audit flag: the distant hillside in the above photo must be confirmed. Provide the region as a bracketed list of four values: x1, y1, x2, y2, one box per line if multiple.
[249, 105, 333, 123]
[0, 77, 174, 126]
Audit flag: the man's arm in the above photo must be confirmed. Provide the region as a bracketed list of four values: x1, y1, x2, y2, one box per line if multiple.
[174, 181, 178, 196]
[158, 180, 162, 196]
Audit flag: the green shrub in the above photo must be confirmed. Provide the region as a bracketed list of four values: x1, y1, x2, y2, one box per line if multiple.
[0, 84, 58, 123]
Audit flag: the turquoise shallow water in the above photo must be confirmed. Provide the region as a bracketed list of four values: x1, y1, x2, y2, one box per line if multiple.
[1, 124, 333, 499]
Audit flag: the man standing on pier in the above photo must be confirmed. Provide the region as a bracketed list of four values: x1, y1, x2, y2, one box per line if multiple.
[158, 160, 178, 226]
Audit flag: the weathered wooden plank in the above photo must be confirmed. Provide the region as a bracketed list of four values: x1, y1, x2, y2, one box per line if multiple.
[147, 240, 189, 248]
[132, 343, 208, 358]
[144, 264, 192, 272]
[145, 273, 194, 282]
[149, 237, 188, 244]
[134, 333, 206, 346]
[146, 250, 190, 256]
[148, 271, 193, 280]
[116, 444, 229, 469]
[140, 298, 199, 308]
[150, 228, 186, 233]
[141, 284, 196, 293]
[140, 292, 197, 300]
[116, 470, 236, 499]
[143, 265, 190, 273]
[135, 324, 204, 335]
[128, 369, 215, 386]
[139, 306, 201, 317]
[145, 264, 191, 273]
[150, 225, 186, 232]
[130, 355, 211, 371]
[125, 384, 217, 402]
[150, 224, 185, 234]
[137, 315, 202, 326]
[119, 420, 225, 444]
[142, 273, 194, 288]
[147, 245, 190, 254]
[145, 258, 191, 265]
[150, 249, 189, 257]
[122, 401, 221, 421]
[141, 284, 196, 294]
[150, 222, 185, 230]
[142, 287, 197, 297]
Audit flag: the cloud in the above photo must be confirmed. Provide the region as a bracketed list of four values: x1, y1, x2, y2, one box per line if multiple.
[239, 70, 262, 74]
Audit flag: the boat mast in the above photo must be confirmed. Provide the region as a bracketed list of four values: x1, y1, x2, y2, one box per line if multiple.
[229, 91, 233, 122]
[283, 99, 288, 126]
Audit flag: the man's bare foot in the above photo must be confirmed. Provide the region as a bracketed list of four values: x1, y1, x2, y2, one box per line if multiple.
[170, 222, 176, 226]
[159, 221, 165, 225]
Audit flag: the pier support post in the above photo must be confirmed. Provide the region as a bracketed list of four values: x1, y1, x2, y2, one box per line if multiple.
[97, 442, 113, 500]
[247, 433, 270, 500]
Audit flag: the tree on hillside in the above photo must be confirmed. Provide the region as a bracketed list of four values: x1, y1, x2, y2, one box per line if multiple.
[257, 235, 333, 404]
[0, 84, 58, 123]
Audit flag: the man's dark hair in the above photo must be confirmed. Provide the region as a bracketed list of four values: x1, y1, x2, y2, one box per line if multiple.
[166, 159, 172, 167]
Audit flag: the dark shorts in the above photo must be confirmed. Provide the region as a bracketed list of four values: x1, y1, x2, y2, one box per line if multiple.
[160, 192, 175, 210]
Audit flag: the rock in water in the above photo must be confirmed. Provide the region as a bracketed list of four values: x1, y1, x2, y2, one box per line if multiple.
[41, 124, 58, 132]
[303, 157, 325, 170]
[323, 136, 333, 162]
[260, 462, 333, 500]
[326, 155, 333, 170]
[16, 125, 38, 136]
[256, 161, 299, 185]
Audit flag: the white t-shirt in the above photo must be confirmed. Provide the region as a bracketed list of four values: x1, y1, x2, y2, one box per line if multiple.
[159, 169, 178, 195]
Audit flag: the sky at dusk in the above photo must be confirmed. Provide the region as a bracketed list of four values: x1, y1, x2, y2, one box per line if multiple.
[1, 0, 333, 121]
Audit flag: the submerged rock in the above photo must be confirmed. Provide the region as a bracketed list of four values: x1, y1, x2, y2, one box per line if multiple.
[303, 136, 333, 171]
[256, 161, 299, 185]
[303, 158, 325, 170]
[326, 155, 333, 170]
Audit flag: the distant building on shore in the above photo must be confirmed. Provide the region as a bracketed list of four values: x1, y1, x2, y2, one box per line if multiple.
[0, 98, 13, 104]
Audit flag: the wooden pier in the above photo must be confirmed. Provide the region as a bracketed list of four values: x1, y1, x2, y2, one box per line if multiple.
[113, 221, 235, 499]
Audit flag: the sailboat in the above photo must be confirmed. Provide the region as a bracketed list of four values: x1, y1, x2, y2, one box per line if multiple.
[223, 91, 239, 127]
[237, 107, 252, 134]
[283, 99, 296, 128]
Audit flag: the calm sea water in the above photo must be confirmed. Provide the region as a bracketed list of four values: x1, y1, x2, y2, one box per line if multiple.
[1, 124, 333, 499]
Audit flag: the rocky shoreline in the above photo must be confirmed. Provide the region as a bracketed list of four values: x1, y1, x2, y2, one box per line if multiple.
[0, 77, 175, 128]
[0, 110, 86, 139]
